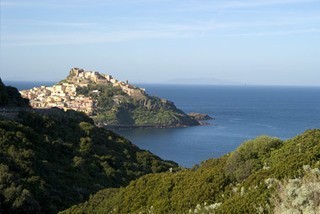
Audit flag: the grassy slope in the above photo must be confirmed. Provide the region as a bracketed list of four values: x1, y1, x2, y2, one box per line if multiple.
[62, 130, 320, 213]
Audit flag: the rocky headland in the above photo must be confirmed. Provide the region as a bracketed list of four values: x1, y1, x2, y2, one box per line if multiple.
[20, 68, 203, 128]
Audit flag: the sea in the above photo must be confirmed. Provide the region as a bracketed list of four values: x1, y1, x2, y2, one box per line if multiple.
[6, 81, 320, 168]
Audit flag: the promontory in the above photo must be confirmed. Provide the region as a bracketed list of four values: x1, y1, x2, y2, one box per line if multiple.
[20, 68, 201, 128]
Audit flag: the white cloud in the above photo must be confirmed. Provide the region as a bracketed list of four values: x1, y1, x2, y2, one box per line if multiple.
[178, 0, 317, 11]
[2, 21, 319, 46]
[2, 15, 319, 46]
[218, 28, 320, 37]
[1, 0, 319, 46]
[1, 29, 191, 46]
[0, 0, 171, 8]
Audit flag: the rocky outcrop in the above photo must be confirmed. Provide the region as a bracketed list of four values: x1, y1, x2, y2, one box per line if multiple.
[187, 112, 213, 121]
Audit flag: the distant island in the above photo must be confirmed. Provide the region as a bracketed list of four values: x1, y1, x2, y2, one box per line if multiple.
[20, 68, 210, 128]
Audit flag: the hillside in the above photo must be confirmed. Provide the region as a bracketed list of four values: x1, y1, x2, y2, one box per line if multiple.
[0, 81, 178, 213]
[0, 78, 29, 107]
[62, 130, 320, 213]
[20, 68, 200, 128]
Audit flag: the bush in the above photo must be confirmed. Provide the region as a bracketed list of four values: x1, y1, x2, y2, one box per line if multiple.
[273, 166, 320, 214]
[61, 130, 320, 213]
[225, 136, 282, 182]
[0, 111, 177, 213]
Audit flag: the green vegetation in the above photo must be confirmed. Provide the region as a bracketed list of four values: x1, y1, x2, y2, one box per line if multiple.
[1, 80, 319, 213]
[76, 83, 126, 113]
[62, 130, 320, 213]
[225, 136, 282, 182]
[76, 84, 199, 127]
[0, 108, 177, 213]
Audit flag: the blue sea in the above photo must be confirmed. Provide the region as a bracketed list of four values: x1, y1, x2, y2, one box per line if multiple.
[6, 81, 320, 167]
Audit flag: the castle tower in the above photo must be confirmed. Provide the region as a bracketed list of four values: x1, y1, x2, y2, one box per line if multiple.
[70, 67, 82, 77]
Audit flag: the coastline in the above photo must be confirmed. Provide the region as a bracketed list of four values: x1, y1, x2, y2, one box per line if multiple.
[101, 113, 213, 130]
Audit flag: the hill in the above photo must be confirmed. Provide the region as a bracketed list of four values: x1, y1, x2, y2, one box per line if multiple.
[62, 130, 320, 213]
[0, 82, 178, 213]
[0, 78, 29, 107]
[20, 68, 200, 128]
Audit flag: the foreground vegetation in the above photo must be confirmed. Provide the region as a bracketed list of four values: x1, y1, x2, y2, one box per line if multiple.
[0, 110, 177, 213]
[0, 81, 177, 213]
[0, 78, 29, 107]
[1, 80, 319, 213]
[63, 130, 320, 213]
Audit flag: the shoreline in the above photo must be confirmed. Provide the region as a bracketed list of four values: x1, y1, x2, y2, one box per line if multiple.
[100, 119, 213, 130]
[101, 124, 193, 130]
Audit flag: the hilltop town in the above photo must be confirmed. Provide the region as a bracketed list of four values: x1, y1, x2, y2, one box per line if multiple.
[20, 68, 146, 115]
[20, 68, 200, 127]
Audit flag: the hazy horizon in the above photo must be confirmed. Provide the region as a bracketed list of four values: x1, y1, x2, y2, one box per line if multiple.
[1, 0, 320, 86]
[3, 78, 320, 88]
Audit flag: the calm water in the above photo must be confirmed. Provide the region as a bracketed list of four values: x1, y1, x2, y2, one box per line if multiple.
[117, 84, 320, 167]
[6, 81, 320, 167]
[5, 81, 56, 90]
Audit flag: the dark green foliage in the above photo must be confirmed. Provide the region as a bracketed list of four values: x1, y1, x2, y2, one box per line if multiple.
[0, 78, 9, 105]
[0, 109, 177, 213]
[0, 78, 29, 107]
[268, 130, 320, 180]
[225, 136, 282, 182]
[63, 129, 320, 213]
[77, 83, 125, 113]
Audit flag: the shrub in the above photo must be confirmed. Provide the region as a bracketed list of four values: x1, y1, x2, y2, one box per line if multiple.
[225, 136, 282, 182]
[273, 166, 320, 214]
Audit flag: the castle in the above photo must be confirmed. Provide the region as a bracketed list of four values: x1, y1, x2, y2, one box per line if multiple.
[69, 68, 111, 85]
[68, 68, 146, 98]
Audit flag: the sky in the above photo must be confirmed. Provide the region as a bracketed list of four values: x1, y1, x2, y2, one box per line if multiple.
[0, 0, 320, 85]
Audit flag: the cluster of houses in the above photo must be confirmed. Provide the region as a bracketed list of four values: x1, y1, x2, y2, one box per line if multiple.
[20, 68, 147, 115]
[20, 83, 94, 115]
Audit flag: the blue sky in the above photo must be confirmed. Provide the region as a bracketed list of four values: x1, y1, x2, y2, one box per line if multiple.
[1, 0, 319, 85]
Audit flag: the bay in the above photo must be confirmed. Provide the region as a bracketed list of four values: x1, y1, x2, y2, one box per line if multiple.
[117, 84, 320, 167]
[6, 81, 320, 167]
